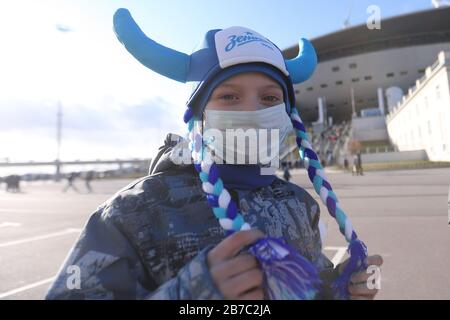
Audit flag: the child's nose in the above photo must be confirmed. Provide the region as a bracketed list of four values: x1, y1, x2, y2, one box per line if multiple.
[240, 97, 263, 111]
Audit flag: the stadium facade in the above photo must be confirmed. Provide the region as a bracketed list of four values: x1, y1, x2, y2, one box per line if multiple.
[283, 7, 450, 124]
[282, 7, 450, 163]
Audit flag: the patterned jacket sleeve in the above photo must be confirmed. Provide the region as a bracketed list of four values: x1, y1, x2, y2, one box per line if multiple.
[45, 204, 224, 300]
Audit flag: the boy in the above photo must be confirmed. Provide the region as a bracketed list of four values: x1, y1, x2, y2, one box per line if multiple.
[45, 8, 382, 300]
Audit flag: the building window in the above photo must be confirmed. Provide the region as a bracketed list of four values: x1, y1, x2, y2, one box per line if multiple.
[400, 71, 408, 76]
[386, 72, 394, 78]
[295, 89, 300, 94]
[320, 84, 328, 88]
[307, 87, 313, 91]
[364, 76, 372, 81]
[418, 68, 425, 74]
[332, 66, 340, 72]
[335, 80, 343, 86]
[349, 63, 357, 69]
[351, 77, 359, 83]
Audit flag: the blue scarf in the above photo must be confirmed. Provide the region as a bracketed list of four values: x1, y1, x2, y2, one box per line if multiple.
[215, 164, 276, 190]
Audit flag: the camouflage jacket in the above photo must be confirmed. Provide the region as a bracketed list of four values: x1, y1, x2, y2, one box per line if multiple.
[45, 133, 340, 300]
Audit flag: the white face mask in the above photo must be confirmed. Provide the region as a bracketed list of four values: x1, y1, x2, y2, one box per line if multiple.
[203, 103, 293, 166]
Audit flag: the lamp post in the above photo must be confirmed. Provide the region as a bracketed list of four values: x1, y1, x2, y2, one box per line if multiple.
[54, 24, 73, 181]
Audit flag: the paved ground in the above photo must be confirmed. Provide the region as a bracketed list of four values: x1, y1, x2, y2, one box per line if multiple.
[0, 168, 449, 299]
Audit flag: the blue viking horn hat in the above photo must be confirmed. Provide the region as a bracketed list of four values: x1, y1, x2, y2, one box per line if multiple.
[113, 8, 317, 86]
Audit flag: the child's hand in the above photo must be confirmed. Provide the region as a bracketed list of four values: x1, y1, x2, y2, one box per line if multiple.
[338, 254, 384, 300]
[207, 229, 265, 300]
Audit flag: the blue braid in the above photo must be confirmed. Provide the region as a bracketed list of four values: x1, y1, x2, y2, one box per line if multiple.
[289, 106, 368, 299]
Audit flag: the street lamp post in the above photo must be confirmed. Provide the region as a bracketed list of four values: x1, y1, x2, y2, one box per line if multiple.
[54, 24, 73, 182]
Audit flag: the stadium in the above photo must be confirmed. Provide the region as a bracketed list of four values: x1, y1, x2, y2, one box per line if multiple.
[281, 6, 450, 164]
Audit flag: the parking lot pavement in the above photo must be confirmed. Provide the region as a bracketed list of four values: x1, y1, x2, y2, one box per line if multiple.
[1, 168, 449, 299]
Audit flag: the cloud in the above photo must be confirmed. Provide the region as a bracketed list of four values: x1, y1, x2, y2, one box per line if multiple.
[0, 95, 187, 161]
[0, 96, 185, 131]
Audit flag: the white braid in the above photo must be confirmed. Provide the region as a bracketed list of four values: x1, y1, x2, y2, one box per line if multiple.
[319, 186, 329, 204]
[219, 218, 233, 230]
[290, 113, 302, 123]
[202, 182, 214, 194]
[201, 161, 212, 174]
[316, 169, 327, 181]
[301, 139, 312, 150]
[218, 189, 231, 209]
[303, 157, 310, 169]
[240, 223, 251, 231]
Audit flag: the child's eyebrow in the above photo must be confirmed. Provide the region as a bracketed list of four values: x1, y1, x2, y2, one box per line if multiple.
[217, 83, 241, 89]
[218, 83, 282, 90]
[259, 84, 283, 91]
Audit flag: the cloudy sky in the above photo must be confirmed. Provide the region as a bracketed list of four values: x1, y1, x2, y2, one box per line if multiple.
[0, 0, 432, 162]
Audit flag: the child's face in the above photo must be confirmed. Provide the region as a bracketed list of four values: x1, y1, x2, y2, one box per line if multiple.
[204, 72, 284, 112]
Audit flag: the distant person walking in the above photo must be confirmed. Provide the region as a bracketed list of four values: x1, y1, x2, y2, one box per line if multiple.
[343, 157, 349, 172]
[356, 152, 364, 176]
[283, 165, 291, 182]
[63, 172, 79, 193]
[352, 156, 358, 176]
[85, 171, 95, 193]
[5, 175, 21, 193]
[352, 153, 364, 176]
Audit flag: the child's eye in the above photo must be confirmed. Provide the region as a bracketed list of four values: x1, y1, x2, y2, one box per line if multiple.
[219, 94, 239, 101]
[262, 96, 281, 102]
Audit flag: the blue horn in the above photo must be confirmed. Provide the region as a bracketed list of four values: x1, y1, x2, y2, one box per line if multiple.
[113, 8, 190, 83]
[285, 38, 317, 84]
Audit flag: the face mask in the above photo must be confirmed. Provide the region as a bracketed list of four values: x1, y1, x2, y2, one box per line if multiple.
[203, 103, 293, 165]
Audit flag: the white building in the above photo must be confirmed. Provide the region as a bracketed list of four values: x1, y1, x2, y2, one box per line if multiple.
[386, 51, 450, 161]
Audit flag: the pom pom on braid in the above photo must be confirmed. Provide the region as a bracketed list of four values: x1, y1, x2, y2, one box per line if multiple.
[289, 106, 369, 299]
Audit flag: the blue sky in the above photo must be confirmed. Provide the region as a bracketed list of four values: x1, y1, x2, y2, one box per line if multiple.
[0, 0, 436, 164]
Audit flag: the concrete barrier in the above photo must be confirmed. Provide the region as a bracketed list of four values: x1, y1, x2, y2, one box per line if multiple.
[339, 149, 428, 164]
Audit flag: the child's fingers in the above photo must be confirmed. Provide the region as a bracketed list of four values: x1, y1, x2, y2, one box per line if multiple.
[348, 282, 379, 297]
[211, 254, 259, 281]
[338, 254, 383, 274]
[238, 288, 264, 300]
[219, 268, 264, 298]
[208, 229, 265, 264]
[350, 270, 374, 284]
[350, 266, 381, 284]
[366, 254, 383, 267]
